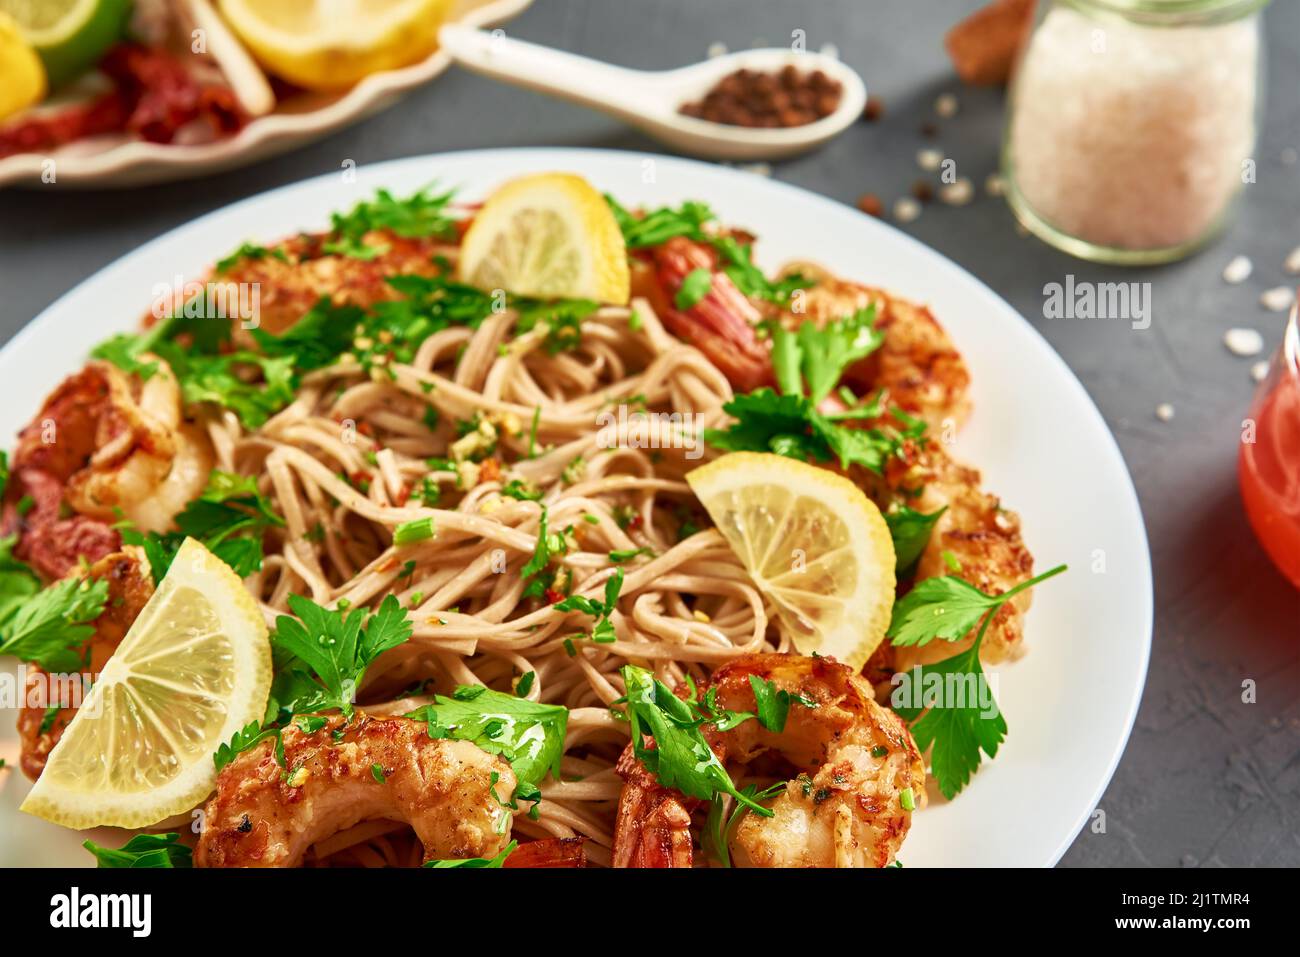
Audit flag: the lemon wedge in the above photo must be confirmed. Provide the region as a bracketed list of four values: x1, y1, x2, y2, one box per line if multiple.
[686, 452, 896, 669]
[0, 0, 129, 88]
[216, 0, 453, 91]
[21, 538, 272, 830]
[459, 172, 631, 305]
[0, 11, 46, 121]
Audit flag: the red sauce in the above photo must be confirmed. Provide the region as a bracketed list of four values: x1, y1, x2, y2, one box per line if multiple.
[1239, 359, 1300, 588]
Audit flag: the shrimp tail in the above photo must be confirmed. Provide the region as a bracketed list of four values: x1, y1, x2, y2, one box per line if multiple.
[612, 742, 697, 868]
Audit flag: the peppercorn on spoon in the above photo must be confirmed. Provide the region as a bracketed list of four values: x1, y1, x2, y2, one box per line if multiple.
[437, 25, 866, 161]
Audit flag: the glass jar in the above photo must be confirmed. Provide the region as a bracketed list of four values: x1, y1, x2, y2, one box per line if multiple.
[1002, 0, 1268, 265]
[1239, 299, 1300, 589]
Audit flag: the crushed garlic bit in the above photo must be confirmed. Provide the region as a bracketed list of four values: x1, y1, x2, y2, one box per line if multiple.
[1155, 403, 1175, 422]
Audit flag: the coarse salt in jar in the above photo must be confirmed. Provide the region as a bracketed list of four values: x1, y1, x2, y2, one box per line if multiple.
[1003, 0, 1268, 264]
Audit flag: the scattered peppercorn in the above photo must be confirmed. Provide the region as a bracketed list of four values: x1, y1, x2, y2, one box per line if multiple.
[680, 66, 843, 128]
[856, 193, 885, 218]
[911, 180, 935, 203]
[862, 94, 885, 122]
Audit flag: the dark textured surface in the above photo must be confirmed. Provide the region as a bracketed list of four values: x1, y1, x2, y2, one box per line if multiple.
[1, 0, 1297, 866]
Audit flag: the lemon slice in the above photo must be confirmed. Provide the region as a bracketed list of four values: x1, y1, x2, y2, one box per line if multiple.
[0, 11, 46, 120]
[686, 452, 896, 668]
[0, 0, 130, 88]
[459, 172, 631, 305]
[21, 539, 272, 830]
[216, 0, 453, 91]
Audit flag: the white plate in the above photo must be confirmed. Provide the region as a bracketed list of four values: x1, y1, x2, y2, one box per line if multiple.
[0, 0, 533, 190]
[0, 148, 1153, 867]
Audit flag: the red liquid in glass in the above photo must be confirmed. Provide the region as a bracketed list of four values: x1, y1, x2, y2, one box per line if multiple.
[1239, 374, 1300, 587]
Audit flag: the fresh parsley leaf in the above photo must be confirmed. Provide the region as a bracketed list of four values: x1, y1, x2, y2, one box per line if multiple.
[889, 564, 1067, 797]
[213, 720, 282, 771]
[704, 781, 786, 867]
[267, 594, 413, 719]
[747, 674, 815, 733]
[0, 576, 107, 672]
[0, 534, 41, 632]
[123, 471, 284, 585]
[407, 688, 567, 788]
[888, 576, 1004, 648]
[885, 505, 946, 576]
[619, 664, 771, 817]
[84, 833, 192, 869]
[424, 839, 517, 868]
[780, 308, 881, 404]
[675, 268, 713, 310]
[705, 308, 904, 475]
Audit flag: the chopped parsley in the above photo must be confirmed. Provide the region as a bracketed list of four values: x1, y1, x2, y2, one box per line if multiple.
[675, 268, 713, 310]
[0, 574, 107, 672]
[553, 568, 623, 644]
[393, 517, 436, 546]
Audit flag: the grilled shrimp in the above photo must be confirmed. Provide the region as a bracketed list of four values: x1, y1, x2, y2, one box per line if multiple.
[630, 237, 773, 392]
[214, 231, 451, 338]
[612, 654, 924, 868]
[63, 359, 212, 534]
[196, 714, 516, 868]
[775, 262, 971, 431]
[3, 360, 212, 578]
[710, 654, 924, 868]
[612, 742, 699, 868]
[885, 439, 1035, 669]
[17, 549, 154, 780]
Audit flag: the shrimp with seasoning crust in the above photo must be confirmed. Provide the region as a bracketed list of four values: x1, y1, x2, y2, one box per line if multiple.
[612, 654, 924, 868]
[196, 713, 516, 868]
[2, 360, 211, 579]
[16, 549, 154, 780]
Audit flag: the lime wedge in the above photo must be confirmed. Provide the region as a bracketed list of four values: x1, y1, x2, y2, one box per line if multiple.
[0, 0, 131, 87]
